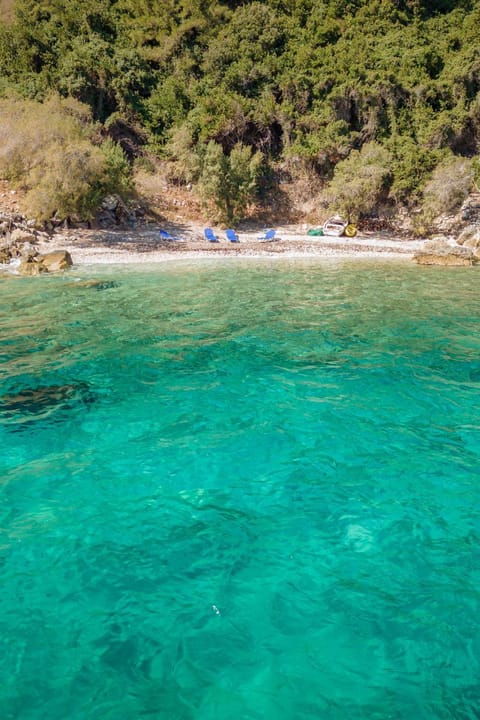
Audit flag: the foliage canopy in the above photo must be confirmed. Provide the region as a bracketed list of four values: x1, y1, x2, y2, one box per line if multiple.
[0, 0, 479, 220]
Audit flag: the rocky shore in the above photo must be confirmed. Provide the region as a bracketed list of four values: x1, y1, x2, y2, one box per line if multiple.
[0, 213, 73, 274]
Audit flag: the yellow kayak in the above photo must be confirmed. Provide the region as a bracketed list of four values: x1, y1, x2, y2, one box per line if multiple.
[345, 224, 357, 238]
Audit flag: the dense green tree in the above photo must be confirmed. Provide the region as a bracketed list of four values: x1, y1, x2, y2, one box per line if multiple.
[326, 141, 393, 220]
[199, 141, 263, 222]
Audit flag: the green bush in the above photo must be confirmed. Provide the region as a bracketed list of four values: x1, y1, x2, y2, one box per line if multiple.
[145, 75, 191, 141]
[100, 138, 133, 196]
[198, 141, 263, 223]
[387, 136, 441, 204]
[165, 124, 203, 185]
[325, 141, 392, 221]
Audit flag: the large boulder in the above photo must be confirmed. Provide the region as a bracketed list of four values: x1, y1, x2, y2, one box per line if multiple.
[39, 250, 73, 272]
[101, 194, 120, 212]
[413, 237, 478, 266]
[16, 250, 73, 275]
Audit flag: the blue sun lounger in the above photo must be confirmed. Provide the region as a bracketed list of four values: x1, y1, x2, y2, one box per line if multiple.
[204, 227, 219, 242]
[258, 228, 276, 241]
[226, 228, 239, 242]
[160, 229, 180, 241]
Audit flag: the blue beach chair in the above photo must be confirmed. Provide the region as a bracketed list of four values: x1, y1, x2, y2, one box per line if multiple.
[204, 227, 219, 242]
[258, 228, 276, 241]
[159, 229, 180, 241]
[226, 228, 239, 243]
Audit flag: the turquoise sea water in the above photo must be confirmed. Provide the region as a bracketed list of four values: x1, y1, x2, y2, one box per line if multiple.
[1, 258, 480, 719]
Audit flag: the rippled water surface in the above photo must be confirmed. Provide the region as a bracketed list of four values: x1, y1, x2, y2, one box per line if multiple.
[1, 259, 480, 719]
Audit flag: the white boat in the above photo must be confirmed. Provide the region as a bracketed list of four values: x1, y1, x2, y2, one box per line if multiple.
[323, 216, 348, 236]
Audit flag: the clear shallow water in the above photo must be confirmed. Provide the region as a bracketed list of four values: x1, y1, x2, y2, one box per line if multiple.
[1, 258, 480, 719]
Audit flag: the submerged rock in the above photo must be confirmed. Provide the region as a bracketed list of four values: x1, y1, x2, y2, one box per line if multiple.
[0, 382, 95, 419]
[66, 279, 119, 291]
[40, 250, 73, 272]
[93, 280, 119, 291]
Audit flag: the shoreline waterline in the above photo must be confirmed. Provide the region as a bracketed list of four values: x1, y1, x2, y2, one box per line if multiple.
[61, 248, 417, 266]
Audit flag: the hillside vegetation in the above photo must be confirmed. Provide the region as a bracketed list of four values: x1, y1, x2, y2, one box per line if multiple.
[0, 0, 479, 226]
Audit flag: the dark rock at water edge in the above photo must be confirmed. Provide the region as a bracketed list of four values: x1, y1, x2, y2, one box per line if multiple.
[0, 209, 74, 273]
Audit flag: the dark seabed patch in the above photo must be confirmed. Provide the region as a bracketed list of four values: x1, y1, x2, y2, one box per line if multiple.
[65, 279, 120, 291]
[0, 382, 95, 423]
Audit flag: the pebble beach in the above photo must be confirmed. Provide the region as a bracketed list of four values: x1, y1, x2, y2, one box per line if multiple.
[38, 222, 426, 265]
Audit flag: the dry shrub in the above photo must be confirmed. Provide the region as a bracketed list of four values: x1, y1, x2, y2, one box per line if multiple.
[133, 162, 169, 198]
[0, 0, 15, 23]
[0, 96, 90, 180]
[0, 94, 131, 220]
[422, 156, 473, 221]
[26, 141, 105, 220]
